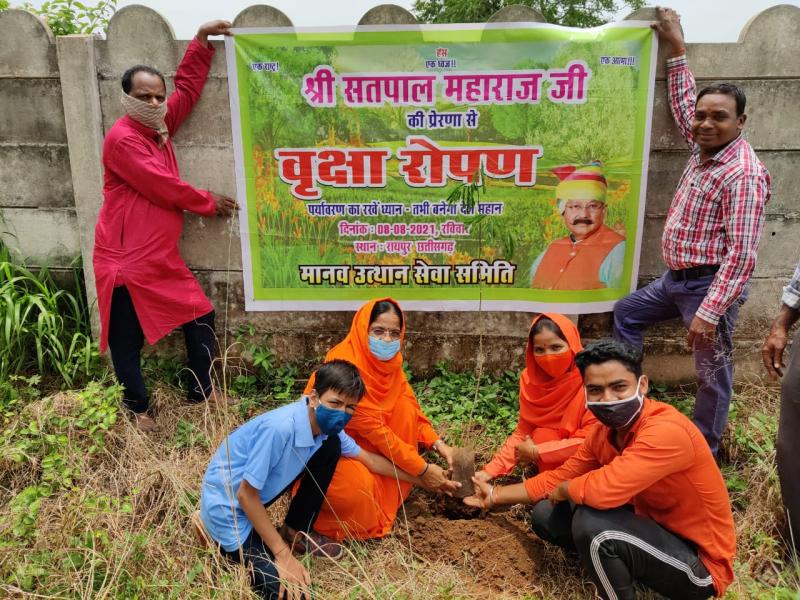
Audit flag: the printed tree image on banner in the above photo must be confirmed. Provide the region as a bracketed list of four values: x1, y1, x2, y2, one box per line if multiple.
[225, 23, 657, 312]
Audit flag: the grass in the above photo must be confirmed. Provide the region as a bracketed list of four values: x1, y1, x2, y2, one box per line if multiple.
[0, 349, 797, 598]
[0, 244, 100, 389]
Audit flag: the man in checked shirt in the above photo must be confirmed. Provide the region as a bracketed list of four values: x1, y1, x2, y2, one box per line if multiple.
[613, 7, 771, 456]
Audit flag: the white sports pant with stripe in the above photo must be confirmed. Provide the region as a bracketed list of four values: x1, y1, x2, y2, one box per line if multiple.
[531, 501, 716, 600]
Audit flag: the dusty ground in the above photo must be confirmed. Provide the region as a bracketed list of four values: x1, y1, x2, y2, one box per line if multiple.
[397, 490, 552, 595]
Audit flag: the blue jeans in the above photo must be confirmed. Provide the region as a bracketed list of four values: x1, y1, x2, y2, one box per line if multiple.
[612, 271, 746, 454]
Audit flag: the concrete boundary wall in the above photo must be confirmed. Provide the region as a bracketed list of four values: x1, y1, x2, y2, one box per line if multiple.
[1, 4, 798, 380]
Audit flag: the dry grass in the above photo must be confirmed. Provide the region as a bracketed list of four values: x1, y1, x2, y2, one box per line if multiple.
[0, 377, 797, 599]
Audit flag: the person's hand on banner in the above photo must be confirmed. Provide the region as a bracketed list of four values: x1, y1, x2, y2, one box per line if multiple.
[196, 20, 233, 46]
[212, 193, 239, 218]
[651, 7, 686, 57]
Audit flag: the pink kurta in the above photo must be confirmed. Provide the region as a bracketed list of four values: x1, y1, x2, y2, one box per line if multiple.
[94, 38, 217, 353]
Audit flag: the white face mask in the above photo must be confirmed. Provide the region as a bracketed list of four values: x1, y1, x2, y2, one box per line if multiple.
[585, 376, 644, 429]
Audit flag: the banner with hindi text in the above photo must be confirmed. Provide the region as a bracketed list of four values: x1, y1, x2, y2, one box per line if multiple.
[225, 22, 657, 312]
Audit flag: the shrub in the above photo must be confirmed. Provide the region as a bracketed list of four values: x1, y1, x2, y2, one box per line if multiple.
[0, 245, 100, 388]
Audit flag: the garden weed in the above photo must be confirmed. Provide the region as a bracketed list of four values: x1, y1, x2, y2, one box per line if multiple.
[0, 245, 101, 388]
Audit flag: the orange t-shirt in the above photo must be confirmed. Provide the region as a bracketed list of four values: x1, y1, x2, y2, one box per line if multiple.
[524, 398, 736, 597]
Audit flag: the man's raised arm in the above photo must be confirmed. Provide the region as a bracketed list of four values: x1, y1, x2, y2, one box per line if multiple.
[652, 7, 695, 148]
[166, 20, 232, 135]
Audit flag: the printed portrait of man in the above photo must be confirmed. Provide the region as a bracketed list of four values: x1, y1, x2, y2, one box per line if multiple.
[530, 163, 626, 290]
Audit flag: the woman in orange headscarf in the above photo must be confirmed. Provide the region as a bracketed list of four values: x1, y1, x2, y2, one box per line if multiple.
[303, 298, 456, 541]
[476, 313, 597, 482]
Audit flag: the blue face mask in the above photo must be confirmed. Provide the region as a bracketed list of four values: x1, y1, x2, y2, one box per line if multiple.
[368, 336, 401, 361]
[315, 403, 352, 436]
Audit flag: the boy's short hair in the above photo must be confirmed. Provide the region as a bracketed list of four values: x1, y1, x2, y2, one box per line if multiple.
[575, 339, 643, 379]
[313, 359, 366, 400]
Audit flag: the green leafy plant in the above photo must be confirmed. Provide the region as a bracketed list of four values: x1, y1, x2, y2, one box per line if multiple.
[233, 326, 303, 401]
[0, 245, 101, 387]
[173, 419, 209, 450]
[413, 362, 519, 443]
[0, 381, 122, 542]
[413, 0, 645, 27]
[446, 170, 517, 258]
[24, 0, 117, 36]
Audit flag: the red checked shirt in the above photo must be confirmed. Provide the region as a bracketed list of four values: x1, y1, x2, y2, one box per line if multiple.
[663, 55, 771, 325]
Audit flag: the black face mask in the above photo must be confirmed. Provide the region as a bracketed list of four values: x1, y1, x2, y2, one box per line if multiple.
[585, 377, 644, 429]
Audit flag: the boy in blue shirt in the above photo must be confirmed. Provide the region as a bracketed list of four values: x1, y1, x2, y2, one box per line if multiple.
[200, 359, 456, 599]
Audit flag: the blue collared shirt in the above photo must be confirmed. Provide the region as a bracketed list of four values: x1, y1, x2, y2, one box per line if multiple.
[199, 398, 361, 551]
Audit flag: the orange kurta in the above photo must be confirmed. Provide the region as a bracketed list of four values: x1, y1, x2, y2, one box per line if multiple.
[303, 298, 439, 540]
[525, 398, 736, 597]
[531, 225, 624, 290]
[484, 313, 597, 477]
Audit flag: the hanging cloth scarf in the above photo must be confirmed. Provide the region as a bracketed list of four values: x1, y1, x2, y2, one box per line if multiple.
[121, 91, 169, 147]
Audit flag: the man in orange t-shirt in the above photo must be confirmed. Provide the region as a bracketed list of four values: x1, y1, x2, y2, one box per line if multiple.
[465, 340, 735, 599]
[530, 163, 625, 291]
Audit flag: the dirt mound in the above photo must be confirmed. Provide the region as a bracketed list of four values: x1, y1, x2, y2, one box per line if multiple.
[399, 494, 547, 593]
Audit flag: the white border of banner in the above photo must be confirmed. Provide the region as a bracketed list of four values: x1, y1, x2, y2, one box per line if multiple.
[225, 21, 657, 313]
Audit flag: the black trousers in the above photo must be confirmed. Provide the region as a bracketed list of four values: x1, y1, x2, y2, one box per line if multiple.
[778, 327, 800, 552]
[531, 501, 716, 600]
[220, 434, 341, 599]
[107, 286, 216, 413]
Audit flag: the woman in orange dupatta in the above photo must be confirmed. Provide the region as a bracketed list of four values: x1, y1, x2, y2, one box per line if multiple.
[303, 298, 456, 541]
[476, 313, 597, 482]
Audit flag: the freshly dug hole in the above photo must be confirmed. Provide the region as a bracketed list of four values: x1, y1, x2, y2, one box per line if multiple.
[401, 490, 546, 592]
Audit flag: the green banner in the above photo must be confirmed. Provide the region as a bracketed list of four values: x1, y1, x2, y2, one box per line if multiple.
[225, 23, 656, 312]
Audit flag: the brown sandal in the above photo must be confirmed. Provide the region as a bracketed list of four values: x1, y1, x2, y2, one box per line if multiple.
[280, 524, 343, 560]
[133, 412, 158, 433]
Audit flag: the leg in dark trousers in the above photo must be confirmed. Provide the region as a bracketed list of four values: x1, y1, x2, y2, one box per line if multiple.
[220, 529, 283, 600]
[218, 437, 341, 599]
[285, 434, 342, 534]
[107, 287, 148, 413]
[182, 310, 216, 402]
[612, 273, 682, 350]
[530, 499, 576, 551]
[614, 272, 744, 454]
[570, 505, 716, 600]
[778, 327, 800, 552]
[670, 277, 743, 456]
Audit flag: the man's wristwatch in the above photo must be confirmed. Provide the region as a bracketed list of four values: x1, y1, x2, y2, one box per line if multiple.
[432, 438, 443, 451]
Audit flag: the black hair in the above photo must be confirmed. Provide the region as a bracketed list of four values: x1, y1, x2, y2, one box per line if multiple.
[696, 83, 746, 117]
[312, 359, 366, 401]
[121, 65, 166, 94]
[574, 339, 643, 380]
[369, 300, 404, 329]
[531, 316, 567, 343]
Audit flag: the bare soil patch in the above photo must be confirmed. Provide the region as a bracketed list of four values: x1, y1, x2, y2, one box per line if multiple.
[397, 491, 547, 594]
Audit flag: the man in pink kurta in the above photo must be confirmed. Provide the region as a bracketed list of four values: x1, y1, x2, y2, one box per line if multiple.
[93, 20, 236, 431]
